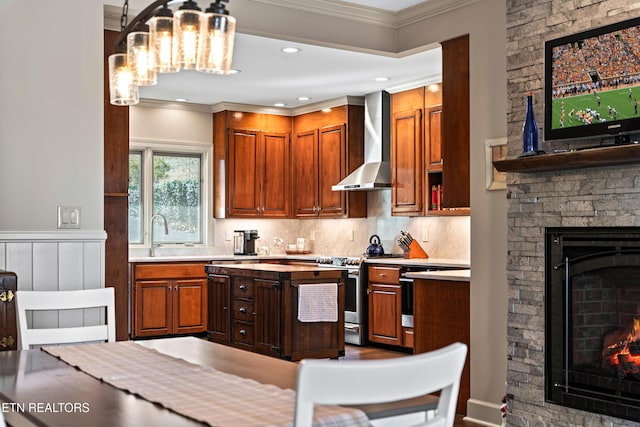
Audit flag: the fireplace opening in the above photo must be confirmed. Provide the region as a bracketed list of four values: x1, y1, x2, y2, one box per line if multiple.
[545, 227, 640, 422]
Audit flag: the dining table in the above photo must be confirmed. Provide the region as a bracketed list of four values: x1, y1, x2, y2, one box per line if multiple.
[0, 336, 438, 426]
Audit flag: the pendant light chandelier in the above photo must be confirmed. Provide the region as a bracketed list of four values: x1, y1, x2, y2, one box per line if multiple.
[108, 0, 236, 106]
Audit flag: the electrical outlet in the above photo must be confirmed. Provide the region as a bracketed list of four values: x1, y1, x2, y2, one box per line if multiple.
[225, 230, 232, 241]
[422, 229, 429, 242]
[310, 230, 316, 241]
[57, 206, 81, 229]
[349, 230, 355, 241]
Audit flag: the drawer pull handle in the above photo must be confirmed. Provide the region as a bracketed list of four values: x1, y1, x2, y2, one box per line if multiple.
[239, 329, 247, 336]
[239, 285, 247, 290]
[239, 307, 247, 313]
[0, 290, 14, 302]
[0, 336, 15, 348]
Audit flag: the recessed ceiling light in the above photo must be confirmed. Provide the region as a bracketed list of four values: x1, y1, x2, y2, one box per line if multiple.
[227, 69, 240, 74]
[274, 102, 286, 107]
[374, 77, 390, 82]
[282, 47, 300, 54]
[297, 96, 311, 101]
[175, 98, 188, 102]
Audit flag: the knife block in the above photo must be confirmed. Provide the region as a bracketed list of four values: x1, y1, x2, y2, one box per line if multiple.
[403, 240, 429, 259]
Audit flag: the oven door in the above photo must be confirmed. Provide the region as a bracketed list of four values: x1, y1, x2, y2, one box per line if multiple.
[344, 269, 363, 345]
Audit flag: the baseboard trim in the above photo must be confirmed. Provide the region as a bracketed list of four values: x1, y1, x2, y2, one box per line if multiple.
[464, 398, 503, 427]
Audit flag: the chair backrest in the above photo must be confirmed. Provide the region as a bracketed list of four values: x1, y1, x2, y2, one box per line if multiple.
[15, 287, 116, 350]
[294, 342, 467, 427]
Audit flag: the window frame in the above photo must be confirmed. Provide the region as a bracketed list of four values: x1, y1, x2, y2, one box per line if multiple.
[129, 138, 213, 250]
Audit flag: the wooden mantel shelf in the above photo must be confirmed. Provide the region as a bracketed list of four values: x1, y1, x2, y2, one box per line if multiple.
[493, 143, 640, 173]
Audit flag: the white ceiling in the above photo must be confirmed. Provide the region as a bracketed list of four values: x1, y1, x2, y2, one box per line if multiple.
[117, 0, 443, 110]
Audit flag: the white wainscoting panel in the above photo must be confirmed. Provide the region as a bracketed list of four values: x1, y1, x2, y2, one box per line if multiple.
[0, 231, 107, 336]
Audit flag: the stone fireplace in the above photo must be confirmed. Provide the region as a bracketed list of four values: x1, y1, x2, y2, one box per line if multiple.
[505, 1, 640, 425]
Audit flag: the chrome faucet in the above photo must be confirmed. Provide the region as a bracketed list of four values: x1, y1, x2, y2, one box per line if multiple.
[150, 213, 168, 257]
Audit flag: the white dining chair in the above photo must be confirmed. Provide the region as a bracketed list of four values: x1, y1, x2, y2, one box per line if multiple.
[294, 342, 467, 427]
[15, 287, 116, 350]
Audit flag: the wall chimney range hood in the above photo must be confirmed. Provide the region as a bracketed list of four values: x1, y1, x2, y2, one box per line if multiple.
[332, 91, 391, 191]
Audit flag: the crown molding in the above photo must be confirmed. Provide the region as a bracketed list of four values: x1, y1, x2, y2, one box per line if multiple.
[246, 0, 481, 29]
[209, 96, 364, 116]
[136, 99, 214, 113]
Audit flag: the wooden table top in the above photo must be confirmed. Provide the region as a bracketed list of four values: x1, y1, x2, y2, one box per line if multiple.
[0, 337, 437, 426]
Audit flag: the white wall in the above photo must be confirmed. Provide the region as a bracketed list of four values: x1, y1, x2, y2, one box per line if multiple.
[0, 1, 104, 231]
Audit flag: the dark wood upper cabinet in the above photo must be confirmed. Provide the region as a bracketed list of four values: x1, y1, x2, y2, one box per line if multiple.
[441, 34, 470, 210]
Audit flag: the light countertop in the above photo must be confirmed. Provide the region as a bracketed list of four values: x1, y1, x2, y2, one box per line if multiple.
[128, 254, 470, 270]
[405, 269, 471, 282]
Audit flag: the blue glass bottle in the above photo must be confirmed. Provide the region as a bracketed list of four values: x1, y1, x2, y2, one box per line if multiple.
[522, 92, 538, 154]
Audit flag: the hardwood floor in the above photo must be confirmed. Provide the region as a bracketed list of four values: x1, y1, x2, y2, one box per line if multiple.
[342, 344, 486, 427]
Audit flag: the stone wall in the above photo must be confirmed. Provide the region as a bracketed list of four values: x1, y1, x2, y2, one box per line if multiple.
[505, 1, 640, 425]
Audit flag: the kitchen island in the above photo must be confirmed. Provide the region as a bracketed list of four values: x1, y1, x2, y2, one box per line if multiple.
[205, 263, 346, 361]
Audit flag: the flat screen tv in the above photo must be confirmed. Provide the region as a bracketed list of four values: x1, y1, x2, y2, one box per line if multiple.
[544, 16, 640, 143]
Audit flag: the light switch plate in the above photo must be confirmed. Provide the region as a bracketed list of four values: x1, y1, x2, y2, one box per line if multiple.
[57, 206, 81, 229]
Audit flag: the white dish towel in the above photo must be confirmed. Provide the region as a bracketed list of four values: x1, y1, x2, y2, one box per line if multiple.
[297, 283, 338, 322]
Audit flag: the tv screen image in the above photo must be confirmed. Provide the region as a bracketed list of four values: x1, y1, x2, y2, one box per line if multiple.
[544, 17, 640, 142]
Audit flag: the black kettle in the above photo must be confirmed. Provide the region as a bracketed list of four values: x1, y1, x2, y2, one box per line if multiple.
[367, 235, 385, 257]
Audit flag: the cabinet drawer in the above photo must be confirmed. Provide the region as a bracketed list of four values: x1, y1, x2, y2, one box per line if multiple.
[134, 263, 207, 280]
[232, 322, 254, 346]
[232, 300, 254, 322]
[368, 266, 400, 284]
[232, 278, 254, 300]
[402, 327, 414, 349]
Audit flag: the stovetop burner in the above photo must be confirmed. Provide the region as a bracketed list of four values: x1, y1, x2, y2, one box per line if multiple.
[316, 256, 361, 267]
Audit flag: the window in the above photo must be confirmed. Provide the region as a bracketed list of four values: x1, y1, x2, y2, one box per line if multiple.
[129, 140, 210, 247]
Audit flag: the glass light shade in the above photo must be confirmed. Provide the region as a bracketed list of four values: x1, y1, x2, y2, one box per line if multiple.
[173, 9, 202, 70]
[148, 16, 179, 73]
[127, 31, 157, 86]
[108, 53, 139, 106]
[196, 13, 236, 74]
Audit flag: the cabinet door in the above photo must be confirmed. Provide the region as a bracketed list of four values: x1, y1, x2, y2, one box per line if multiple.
[317, 124, 346, 217]
[173, 278, 208, 335]
[261, 132, 290, 217]
[253, 279, 282, 357]
[135, 280, 172, 337]
[426, 105, 443, 171]
[207, 275, 230, 343]
[367, 283, 402, 346]
[391, 109, 424, 216]
[228, 129, 261, 217]
[292, 129, 319, 217]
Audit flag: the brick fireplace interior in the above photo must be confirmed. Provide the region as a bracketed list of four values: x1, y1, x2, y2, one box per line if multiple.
[505, 2, 640, 426]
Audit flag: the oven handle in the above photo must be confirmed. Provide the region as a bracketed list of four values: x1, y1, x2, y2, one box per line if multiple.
[345, 324, 360, 332]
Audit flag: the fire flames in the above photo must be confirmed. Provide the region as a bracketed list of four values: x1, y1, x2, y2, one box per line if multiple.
[603, 318, 640, 376]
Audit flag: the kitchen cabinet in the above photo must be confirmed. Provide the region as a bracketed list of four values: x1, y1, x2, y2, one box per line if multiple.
[206, 263, 345, 361]
[391, 97, 424, 216]
[390, 34, 470, 216]
[367, 265, 404, 347]
[131, 263, 208, 338]
[413, 277, 470, 415]
[227, 129, 290, 218]
[292, 105, 366, 218]
[213, 111, 292, 218]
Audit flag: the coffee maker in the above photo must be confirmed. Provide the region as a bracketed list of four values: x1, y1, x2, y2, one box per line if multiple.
[233, 230, 259, 255]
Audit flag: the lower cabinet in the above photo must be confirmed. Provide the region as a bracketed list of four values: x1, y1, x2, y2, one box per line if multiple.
[131, 263, 208, 338]
[206, 265, 345, 361]
[413, 278, 470, 415]
[367, 265, 413, 348]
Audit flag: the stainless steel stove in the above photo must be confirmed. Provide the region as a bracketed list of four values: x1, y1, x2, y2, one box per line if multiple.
[316, 256, 364, 345]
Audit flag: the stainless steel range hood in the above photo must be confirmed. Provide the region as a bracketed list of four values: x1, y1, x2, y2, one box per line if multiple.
[332, 91, 391, 191]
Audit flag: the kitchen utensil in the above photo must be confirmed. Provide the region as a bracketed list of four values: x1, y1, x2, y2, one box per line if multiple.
[367, 235, 385, 256]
